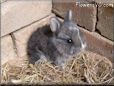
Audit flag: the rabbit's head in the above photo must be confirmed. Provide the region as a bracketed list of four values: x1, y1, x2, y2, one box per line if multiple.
[50, 10, 86, 58]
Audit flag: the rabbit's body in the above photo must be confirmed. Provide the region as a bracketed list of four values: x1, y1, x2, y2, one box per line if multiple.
[27, 10, 86, 68]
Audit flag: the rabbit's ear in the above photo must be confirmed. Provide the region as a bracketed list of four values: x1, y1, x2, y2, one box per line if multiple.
[64, 10, 72, 22]
[50, 17, 60, 33]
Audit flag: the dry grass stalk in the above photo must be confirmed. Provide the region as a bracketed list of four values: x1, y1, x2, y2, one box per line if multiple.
[1, 51, 113, 85]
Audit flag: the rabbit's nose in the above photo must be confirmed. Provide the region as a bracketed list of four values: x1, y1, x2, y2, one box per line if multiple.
[81, 41, 86, 50]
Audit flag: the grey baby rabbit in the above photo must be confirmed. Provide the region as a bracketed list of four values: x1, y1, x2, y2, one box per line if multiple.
[27, 10, 86, 68]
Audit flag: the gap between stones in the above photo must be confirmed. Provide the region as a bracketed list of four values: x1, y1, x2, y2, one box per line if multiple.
[10, 33, 20, 58]
[95, 4, 102, 35]
[1, 14, 52, 38]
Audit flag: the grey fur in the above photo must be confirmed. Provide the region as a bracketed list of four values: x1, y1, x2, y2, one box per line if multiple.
[27, 10, 87, 68]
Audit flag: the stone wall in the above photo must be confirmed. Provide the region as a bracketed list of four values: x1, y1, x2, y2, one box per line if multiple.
[1, 0, 114, 65]
[1, 0, 52, 65]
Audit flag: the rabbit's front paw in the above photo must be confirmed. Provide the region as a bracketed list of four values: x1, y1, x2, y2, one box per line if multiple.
[35, 57, 47, 65]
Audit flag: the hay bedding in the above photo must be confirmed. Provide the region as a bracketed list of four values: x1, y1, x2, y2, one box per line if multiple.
[1, 51, 114, 85]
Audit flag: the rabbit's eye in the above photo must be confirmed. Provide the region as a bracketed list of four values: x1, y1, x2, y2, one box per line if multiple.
[67, 39, 72, 43]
